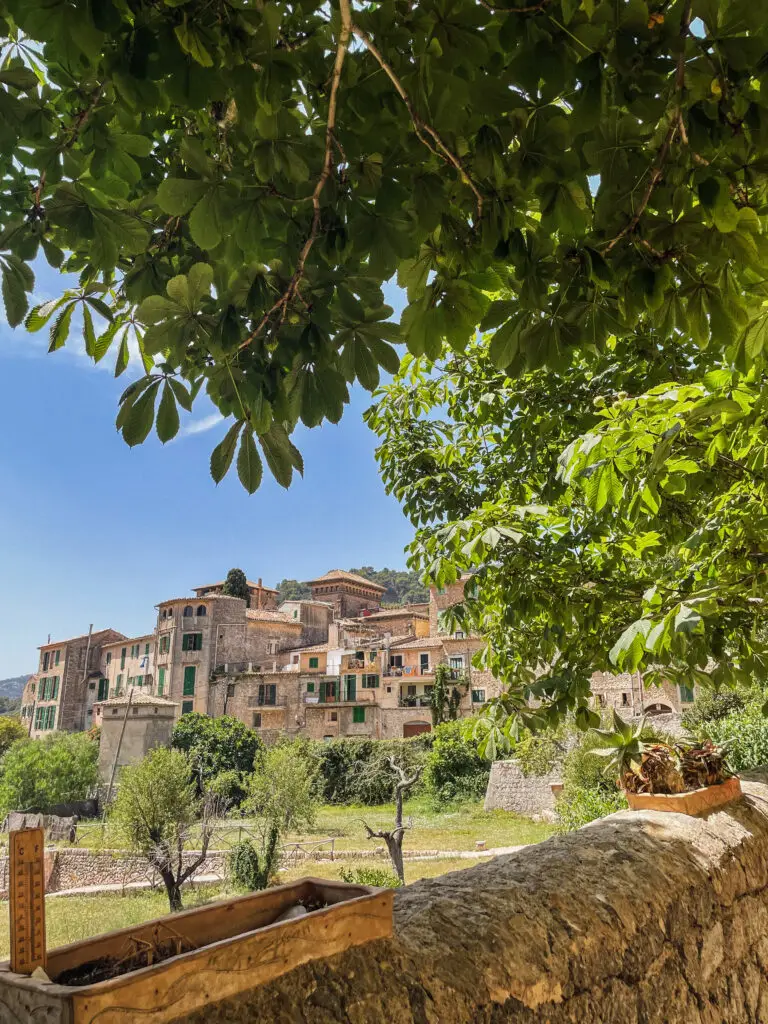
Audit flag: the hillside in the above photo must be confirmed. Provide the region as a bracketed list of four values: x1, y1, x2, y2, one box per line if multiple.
[0, 675, 29, 698]
[277, 570, 428, 606]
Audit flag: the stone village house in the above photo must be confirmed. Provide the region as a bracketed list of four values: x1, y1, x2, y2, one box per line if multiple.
[21, 569, 697, 760]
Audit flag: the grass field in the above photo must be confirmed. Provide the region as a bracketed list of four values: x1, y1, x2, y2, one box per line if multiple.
[0, 855, 488, 959]
[61, 798, 554, 854]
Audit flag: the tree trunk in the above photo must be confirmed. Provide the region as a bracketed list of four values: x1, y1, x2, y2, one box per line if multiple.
[159, 866, 183, 913]
[385, 833, 405, 883]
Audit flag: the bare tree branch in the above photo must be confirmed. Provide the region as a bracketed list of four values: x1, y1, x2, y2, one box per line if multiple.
[238, 0, 352, 352]
[350, 22, 484, 223]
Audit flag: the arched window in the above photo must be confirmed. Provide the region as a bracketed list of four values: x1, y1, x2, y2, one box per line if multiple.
[197, 605, 207, 617]
[183, 605, 193, 617]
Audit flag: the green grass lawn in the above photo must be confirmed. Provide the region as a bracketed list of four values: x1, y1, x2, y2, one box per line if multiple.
[61, 798, 553, 855]
[0, 854, 489, 959]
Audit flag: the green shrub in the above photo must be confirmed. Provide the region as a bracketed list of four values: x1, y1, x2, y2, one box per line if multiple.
[339, 865, 403, 888]
[423, 720, 491, 805]
[707, 705, 768, 772]
[207, 769, 247, 811]
[682, 690, 747, 732]
[0, 732, 99, 815]
[513, 724, 570, 778]
[308, 737, 430, 805]
[171, 713, 261, 796]
[246, 742, 318, 832]
[228, 825, 280, 891]
[555, 787, 627, 832]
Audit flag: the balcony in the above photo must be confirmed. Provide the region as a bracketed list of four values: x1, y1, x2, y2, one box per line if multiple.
[398, 695, 432, 708]
[384, 665, 432, 678]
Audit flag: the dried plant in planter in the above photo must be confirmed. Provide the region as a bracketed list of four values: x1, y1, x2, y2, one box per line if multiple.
[633, 746, 686, 795]
[679, 741, 731, 790]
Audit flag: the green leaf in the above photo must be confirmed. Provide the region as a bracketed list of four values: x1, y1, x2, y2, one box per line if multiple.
[189, 188, 223, 250]
[488, 318, 520, 369]
[260, 427, 295, 488]
[93, 320, 121, 363]
[0, 67, 39, 90]
[156, 178, 209, 217]
[120, 382, 159, 446]
[168, 377, 194, 412]
[82, 304, 97, 357]
[25, 298, 64, 332]
[48, 302, 74, 352]
[114, 331, 130, 377]
[174, 21, 214, 66]
[237, 429, 263, 493]
[211, 420, 242, 483]
[156, 382, 180, 443]
[1, 257, 31, 327]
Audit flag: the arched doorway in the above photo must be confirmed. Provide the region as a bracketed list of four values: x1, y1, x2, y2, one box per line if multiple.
[644, 702, 674, 716]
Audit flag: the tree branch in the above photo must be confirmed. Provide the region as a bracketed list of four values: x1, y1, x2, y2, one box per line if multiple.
[349, 23, 484, 223]
[238, 0, 352, 352]
[603, 0, 693, 253]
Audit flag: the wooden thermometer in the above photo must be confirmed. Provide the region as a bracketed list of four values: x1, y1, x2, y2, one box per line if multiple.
[9, 828, 46, 975]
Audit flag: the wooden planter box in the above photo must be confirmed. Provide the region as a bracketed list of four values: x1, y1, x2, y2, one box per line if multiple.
[626, 775, 742, 816]
[0, 877, 393, 1024]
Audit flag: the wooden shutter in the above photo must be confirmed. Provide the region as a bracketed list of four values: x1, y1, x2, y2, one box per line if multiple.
[183, 666, 196, 696]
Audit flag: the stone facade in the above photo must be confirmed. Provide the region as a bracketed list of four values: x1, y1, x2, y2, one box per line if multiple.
[590, 668, 696, 716]
[484, 760, 562, 821]
[193, 577, 279, 610]
[181, 775, 768, 1024]
[306, 569, 386, 617]
[95, 692, 178, 781]
[21, 627, 126, 737]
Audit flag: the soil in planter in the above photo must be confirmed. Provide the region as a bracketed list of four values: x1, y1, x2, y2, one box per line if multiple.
[53, 899, 331, 987]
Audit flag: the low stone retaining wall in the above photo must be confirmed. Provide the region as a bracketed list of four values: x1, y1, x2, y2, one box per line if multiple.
[484, 759, 562, 820]
[0, 848, 228, 897]
[183, 774, 768, 1023]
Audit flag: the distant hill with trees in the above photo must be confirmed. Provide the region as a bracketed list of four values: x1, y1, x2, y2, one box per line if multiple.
[0, 676, 30, 717]
[277, 569, 428, 607]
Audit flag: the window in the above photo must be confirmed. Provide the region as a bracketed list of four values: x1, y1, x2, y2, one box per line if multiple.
[306, 682, 315, 693]
[407, 685, 416, 696]
[471, 689, 486, 704]
[679, 684, 695, 703]
[29, 681, 35, 696]
[145, 643, 150, 656]
[449, 656, 464, 670]
[362, 674, 379, 689]
[106, 652, 112, 666]
[353, 707, 366, 724]
[424, 684, 433, 695]
[621, 693, 630, 707]
[293, 610, 298, 619]
[355, 651, 363, 661]
[226, 683, 236, 697]
[42, 652, 49, 671]
[309, 657, 319, 669]
[117, 673, 123, 687]
[390, 655, 403, 668]
[121, 648, 126, 670]
[130, 644, 139, 658]
[89, 682, 96, 690]
[196, 605, 207, 616]
[55, 650, 60, 666]
[136, 675, 144, 687]
[454, 631, 465, 640]
[157, 667, 166, 696]
[159, 634, 171, 655]
[183, 605, 193, 616]
[330, 712, 338, 722]
[182, 633, 203, 652]
[253, 712, 262, 728]
[420, 653, 429, 671]
[596, 694, 607, 708]
[98, 678, 109, 701]
[258, 684, 277, 706]
[369, 651, 377, 663]
[182, 700, 194, 715]
[183, 666, 196, 696]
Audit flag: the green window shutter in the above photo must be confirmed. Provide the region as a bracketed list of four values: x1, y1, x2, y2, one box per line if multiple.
[183, 666, 196, 696]
[353, 707, 365, 724]
[472, 689, 485, 704]
[52, 677, 59, 699]
[121, 648, 126, 669]
[55, 650, 60, 666]
[679, 684, 695, 703]
[98, 679, 108, 701]
[269, 684, 276, 704]
[309, 657, 318, 669]
[145, 643, 150, 656]
[306, 682, 315, 693]
[319, 681, 326, 703]
[136, 675, 143, 686]
[182, 634, 189, 651]
[158, 667, 165, 695]
[49, 706, 56, 729]
[195, 633, 202, 651]
[182, 700, 194, 715]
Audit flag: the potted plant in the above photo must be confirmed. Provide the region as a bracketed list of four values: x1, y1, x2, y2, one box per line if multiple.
[592, 712, 741, 815]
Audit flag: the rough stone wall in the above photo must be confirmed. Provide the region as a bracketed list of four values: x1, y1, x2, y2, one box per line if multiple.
[484, 760, 561, 820]
[182, 776, 768, 1024]
[0, 848, 227, 898]
[97, 708, 176, 780]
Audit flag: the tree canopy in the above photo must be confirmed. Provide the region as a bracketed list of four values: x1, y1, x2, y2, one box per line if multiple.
[221, 567, 251, 604]
[3, 0, 767, 494]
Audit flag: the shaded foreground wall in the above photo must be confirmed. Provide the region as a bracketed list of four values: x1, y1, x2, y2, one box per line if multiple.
[186, 775, 768, 1024]
[484, 759, 562, 820]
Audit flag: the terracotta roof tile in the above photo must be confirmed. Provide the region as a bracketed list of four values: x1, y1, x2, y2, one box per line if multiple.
[304, 569, 387, 592]
[38, 628, 126, 650]
[389, 636, 446, 650]
[96, 693, 178, 707]
[246, 609, 302, 624]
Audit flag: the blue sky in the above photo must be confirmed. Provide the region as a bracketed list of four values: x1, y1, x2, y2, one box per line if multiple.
[0, 268, 413, 677]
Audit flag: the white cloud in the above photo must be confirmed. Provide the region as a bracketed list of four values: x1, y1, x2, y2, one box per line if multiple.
[178, 413, 224, 438]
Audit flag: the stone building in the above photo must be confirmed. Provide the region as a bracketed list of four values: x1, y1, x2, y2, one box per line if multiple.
[305, 569, 386, 617]
[277, 599, 334, 646]
[99, 634, 155, 701]
[21, 627, 126, 737]
[590, 669, 695, 716]
[94, 692, 178, 782]
[193, 576, 279, 610]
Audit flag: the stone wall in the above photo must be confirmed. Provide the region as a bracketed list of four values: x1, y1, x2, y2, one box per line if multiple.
[184, 775, 768, 1024]
[0, 848, 227, 898]
[484, 759, 561, 820]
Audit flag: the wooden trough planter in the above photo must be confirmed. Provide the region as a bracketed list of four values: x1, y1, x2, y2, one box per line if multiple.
[626, 775, 743, 816]
[0, 877, 393, 1024]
